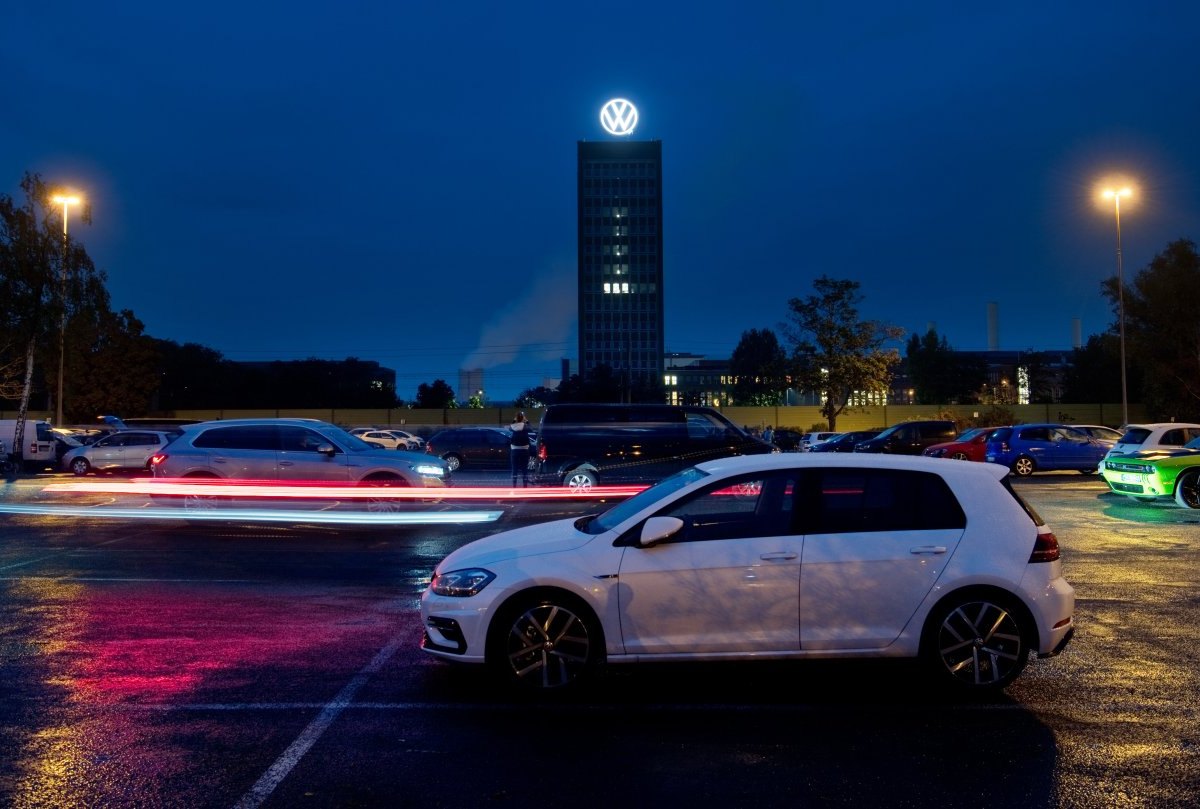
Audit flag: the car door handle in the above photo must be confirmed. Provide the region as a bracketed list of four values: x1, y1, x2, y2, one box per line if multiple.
[279, 461, 294, 467]
[759, 552, 798, 561]
[909, 546, 947, 554]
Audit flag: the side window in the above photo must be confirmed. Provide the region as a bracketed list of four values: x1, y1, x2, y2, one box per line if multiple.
[686, 413, 726, 440]
[1020, 428, 1050, 442]
[656, 472, 798, 542]
[802, 468, 966, 534]
[279, 426, 328, 452]
[1161, 429, 1187, 446]
[195, 426, 278, 450]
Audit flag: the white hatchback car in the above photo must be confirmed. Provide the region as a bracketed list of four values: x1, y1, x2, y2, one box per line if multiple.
[1102, 423, 1200, 464]
[421, 453, 1074, 691]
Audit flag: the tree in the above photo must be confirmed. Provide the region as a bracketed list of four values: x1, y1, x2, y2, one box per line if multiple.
[1103, 238, 1200, 421]
[729, 328, 788, 405]
[905, 328, 986, 404]
[415, 379, 456, 409]
[1061, 334, 1126, 403]
[783, 276, 904, 431]
[515, 386, 558, 409]
[0, 173, 97, 463]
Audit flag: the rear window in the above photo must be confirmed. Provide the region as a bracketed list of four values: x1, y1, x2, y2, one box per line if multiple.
[1001, 478, 1044, 526]
[1118, 428, 1151, 446]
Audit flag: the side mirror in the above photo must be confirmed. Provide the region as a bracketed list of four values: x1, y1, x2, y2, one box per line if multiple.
[639, 516, 684, 547]
[316, 443, 336, 456]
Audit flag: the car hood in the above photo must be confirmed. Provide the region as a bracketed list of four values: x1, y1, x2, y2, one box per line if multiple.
[437, 517, 596, 571]
[1119, 447, 1200, 462]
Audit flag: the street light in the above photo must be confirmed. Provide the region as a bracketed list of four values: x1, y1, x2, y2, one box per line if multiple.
[51, 192, 81, 427]
[1101, 185, 1132, 427]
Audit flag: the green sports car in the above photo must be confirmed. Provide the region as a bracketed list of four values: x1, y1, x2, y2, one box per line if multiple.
[1101, 437, 1200, 508]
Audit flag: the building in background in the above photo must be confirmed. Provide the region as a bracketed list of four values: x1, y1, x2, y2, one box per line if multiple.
[577, 138, 665, 398]
[459, 368, 484, 404]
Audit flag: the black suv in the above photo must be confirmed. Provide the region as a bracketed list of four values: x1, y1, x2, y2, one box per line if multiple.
[853, 420, 957, 455]
[425, 427, 513, 472]
[531, 403, 774, 490]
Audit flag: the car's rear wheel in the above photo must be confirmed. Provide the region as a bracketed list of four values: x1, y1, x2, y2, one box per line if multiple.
[181, 473, 224, 512]
[442, 454, 462, 473]
[1011, 455, 1036, 476]
[1173, 469, 1200, 509]
[563, 468, 597, 492]
[488, 593, 602, 690]
[70, 457, 91, 476]
[923, 592, 1030, 690]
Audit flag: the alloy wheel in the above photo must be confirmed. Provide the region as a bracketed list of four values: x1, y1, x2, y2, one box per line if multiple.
[1175, 470, 1200, 509]
[503, 602, 593, 688]
[934, 599, 1026, 688]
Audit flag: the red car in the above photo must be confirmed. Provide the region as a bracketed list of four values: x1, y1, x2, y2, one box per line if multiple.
[923, 426, 1002, 462]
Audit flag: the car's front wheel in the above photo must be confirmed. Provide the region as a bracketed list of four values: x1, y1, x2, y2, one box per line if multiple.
[70, 457, 91, 476]
[923, 592, 1030, 690]
[563, 468, 597, 492]
[488, 593, 602, 690]
[442, 453, 462, 473]
[1011, 455, 1036, 476]
[1174, 469, 1200, 509]
[361, 474, 410, 512]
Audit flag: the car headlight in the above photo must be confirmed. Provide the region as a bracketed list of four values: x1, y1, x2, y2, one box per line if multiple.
[412, 463, 445, 476]
[430, 568, 495, 597]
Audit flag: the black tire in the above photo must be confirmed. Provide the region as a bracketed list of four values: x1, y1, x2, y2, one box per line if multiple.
[563, 468, 598, 492]
[442, 453, 462, 473]
[1011, 455, 1036, 477]
[1174, 469, 1200, 509]
[1078, 468, 1097, 475]
[361, 474, 410, 513]
[487, 592, 602, 690]
[922, 591, 1031, 690]
[181, 473, 225, 513]
[70, 457, 91, 476]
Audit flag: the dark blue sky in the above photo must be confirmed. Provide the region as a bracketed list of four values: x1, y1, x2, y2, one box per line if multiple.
[5, 2, 1198, 401]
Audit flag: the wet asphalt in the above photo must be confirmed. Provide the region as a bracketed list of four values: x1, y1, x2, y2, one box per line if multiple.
[0, 471, 1197, 808]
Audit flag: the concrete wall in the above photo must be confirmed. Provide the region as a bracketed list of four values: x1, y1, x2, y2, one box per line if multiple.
[5, 403, 1138, 434]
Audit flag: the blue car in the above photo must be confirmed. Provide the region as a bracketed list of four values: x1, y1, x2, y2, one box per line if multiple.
[984, 424, 1113, 477]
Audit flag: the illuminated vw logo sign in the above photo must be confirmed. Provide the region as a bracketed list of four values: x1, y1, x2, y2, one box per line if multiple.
[600, 99, 639, 136]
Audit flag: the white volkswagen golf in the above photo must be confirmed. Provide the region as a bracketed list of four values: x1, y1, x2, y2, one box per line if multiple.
[421, 453, 1074, 691]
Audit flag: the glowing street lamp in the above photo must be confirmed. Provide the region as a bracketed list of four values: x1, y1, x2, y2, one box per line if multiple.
[1101, 185, 1133, 427]
[51, 192, 81, 426]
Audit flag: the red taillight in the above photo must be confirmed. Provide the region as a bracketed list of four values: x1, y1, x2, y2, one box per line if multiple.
[537, 443, 547, 461]
[149, 453, 167, 467]
[1029, 530, 1060, 563]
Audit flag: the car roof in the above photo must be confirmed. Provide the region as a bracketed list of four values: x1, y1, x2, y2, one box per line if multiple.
[694, 451, 1009, 481]
[181, 418, 330, 431]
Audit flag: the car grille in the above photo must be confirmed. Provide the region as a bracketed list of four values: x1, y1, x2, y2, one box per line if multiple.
[1105, 460, 1154, 474]
[1109, 481, 1145, 494]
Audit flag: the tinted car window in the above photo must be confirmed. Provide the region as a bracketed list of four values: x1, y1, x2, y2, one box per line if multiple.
[801, 468, 966, 534]
[279, 426, 333, 452]
[659, 472, 799, 542]
[193, 425, 278, 450]
[1161, 429, 1189, 446]
[1118, 428, 1150, 445]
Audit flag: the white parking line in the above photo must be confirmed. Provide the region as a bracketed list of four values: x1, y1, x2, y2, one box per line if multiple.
[232, 633, 405, 809]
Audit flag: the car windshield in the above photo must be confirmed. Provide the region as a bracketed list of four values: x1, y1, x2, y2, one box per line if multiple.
[581, 466, 711, 535]
[1185, 437, 1200, 450]
[957, 428, 984, 441]
[314, 423, 376, 451]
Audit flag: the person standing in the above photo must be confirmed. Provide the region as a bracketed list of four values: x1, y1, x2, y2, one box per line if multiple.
[763, 425, 775, 445]
[509, 411, 532, 487]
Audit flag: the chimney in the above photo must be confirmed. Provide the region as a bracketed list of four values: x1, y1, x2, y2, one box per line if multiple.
[1072, 318, 1082, 349]
[987, 302, 999, 351]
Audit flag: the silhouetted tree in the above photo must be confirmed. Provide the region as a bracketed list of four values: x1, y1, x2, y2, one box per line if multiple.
[415, 379, 456, 409]
[783, 277, 903, 431]
[730, 328, 788, 405]
[905, 328, 987, 404]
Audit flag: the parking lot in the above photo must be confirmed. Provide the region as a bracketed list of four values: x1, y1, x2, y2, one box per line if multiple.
[1, 471, 1198, 807]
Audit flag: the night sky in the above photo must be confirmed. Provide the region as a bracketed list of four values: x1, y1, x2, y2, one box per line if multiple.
[5, 2, 1198, 401]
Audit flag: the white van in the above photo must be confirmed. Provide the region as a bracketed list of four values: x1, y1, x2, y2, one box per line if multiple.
[0, 419, 58, 471]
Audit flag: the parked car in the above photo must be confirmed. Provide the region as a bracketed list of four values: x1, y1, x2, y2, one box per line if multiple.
[799, 431, 839, 451]
[425, 428, 513, 472]
[420, 453, 1075, 692]
[149, 418, 448, 510]
[1101, 423, 1200, 464]
[356, 429, 412, 450]
[923, 426, 1002, 462]
[62, 429, 178, 476]
[385, 429, 424, 450]
[770, 428, 805, 452]
[984, 424, 1113, 476]
[854, 421, 957, 455]
[1100, 436, 1200, 507]
[530, 403, 774, 490]
[809, 429, 883, 453]
[1073, 424, 1124, 443]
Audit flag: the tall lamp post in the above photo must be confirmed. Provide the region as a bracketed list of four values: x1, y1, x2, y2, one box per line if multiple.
[1102, 186, 1132, 427]
[51, 193, 80, 426]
